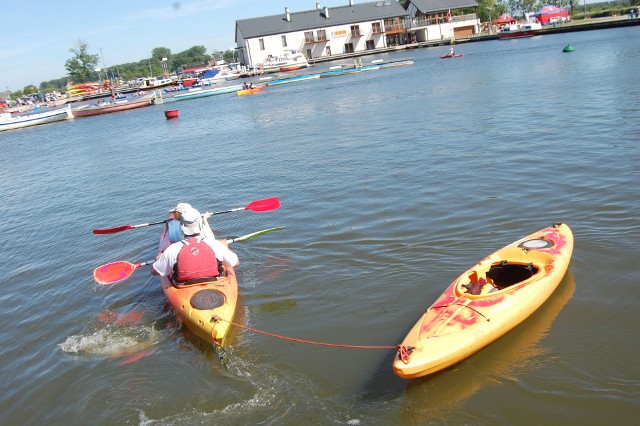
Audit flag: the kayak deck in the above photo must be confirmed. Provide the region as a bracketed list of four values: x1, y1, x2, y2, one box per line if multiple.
[160, 267, 238, 346]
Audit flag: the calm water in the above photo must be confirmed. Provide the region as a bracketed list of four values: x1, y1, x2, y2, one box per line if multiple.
[1, 27, 639, 425]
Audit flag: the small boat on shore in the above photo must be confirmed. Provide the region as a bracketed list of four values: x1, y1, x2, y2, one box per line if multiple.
[0, 105, 72, 132]
[279, 65, 303, 72]
[72, 96, 154, 117]
[393, 223, 573, 379]
[498, 21, 542, 39]
[236, 84, 267, 96]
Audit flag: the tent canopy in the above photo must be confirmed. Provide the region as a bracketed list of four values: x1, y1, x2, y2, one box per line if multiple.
[492, 15, 516, 24]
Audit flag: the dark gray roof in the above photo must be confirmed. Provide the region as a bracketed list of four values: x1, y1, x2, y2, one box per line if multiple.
[409, 0, 478, 13]
[236, 1, 408, 40]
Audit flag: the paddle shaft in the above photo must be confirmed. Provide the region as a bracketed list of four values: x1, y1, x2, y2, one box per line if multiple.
[92, 197, 280, 234]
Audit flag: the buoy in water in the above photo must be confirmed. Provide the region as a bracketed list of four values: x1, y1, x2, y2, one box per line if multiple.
[164, 109, 179, 119]
[563, 45, 574, 53]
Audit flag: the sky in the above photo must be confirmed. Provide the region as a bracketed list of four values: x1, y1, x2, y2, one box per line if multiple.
[0, 0, 352, 92]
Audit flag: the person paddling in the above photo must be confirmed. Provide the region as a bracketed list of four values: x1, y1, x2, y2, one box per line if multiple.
[151, 204, 239, 283]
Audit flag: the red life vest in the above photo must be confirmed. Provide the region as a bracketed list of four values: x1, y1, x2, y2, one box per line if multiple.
[173, 237, 222, 282]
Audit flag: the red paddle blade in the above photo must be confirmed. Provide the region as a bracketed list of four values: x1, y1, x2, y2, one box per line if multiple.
[93, 261, 137, 284]
[92, 225, 135, 234]
[246, 197, 280, 212]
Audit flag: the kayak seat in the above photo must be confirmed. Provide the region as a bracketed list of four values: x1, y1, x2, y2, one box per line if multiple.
[487, 261, 538, 290]
[170, 275, 221, 288]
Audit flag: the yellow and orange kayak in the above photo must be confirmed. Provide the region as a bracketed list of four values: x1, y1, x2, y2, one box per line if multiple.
[236, 84, 267, 96]
[158, 219, 238, 347]
[160, 268, 238, 346]
[393, 223, 573, 379]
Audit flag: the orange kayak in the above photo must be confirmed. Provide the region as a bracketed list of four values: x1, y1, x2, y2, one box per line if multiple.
[236, 84, 267, 96]
[393, 223, 574, 379]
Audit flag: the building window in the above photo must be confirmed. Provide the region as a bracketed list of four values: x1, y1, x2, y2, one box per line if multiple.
[304, 31, 314, 43]
[259, 39, 265, 50]
[366, 40, 375, 50]
[306, 48, 312, 59]
[317, 29, 327, 41]
[372, 22, 382, 34]
[344, 43, 354, 53]
[350, 25, 361, 37]
[281, 35, 287, 47]
[326, 46, 332, 56]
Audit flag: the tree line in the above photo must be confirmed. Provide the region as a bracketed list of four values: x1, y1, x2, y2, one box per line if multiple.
[13, 40, 236, 98]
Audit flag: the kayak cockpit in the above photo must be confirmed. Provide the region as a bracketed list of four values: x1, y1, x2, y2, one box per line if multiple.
[455, 248, 554, 297]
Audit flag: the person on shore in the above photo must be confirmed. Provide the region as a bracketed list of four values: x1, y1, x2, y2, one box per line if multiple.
[151, 204, 239, 283]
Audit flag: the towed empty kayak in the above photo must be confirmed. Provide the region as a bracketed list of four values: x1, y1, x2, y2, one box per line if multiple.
[393, 223, 573, 379]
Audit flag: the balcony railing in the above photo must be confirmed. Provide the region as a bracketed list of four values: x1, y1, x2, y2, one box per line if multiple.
[410, 13, 477, 29]
[305, 34, 329, 43]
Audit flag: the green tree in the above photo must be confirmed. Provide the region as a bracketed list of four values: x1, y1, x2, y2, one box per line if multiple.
[172, 45, 209, 71]
[152, 47, 173, 75]
[65, 39, 100, 83]
[23, 85, 38, 95]
[478, 0, 507, 22]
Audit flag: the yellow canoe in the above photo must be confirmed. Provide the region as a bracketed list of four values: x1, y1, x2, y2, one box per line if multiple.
[393, 223, 574, 379]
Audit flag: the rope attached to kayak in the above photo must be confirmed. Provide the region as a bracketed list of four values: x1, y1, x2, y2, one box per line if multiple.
[211, 316, 414, 363]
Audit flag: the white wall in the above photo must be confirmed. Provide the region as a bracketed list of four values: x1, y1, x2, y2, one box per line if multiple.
[241, 20, 388, 67]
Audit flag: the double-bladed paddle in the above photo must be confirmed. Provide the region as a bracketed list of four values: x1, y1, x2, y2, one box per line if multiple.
[93, 226, 284, 285]
[92, 197, 280, 235]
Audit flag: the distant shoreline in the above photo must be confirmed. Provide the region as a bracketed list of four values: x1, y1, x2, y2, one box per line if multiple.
[309, 16, 640, 66]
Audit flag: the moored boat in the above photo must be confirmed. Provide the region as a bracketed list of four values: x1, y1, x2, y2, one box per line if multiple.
[0, 105, 72, 132]
[257, 52, 309, 73]
[393, 223, 574, 379]
[267, 74, 320, 86]
[173, 84, 242, 101]
[498, 21, 542, 39]
[72, 96, 154, 117]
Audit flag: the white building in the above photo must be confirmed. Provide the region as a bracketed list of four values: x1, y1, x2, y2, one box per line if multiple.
[406, 0, 480, 42]
[235, 1, 410, 68]
[235, 1, 480, 68]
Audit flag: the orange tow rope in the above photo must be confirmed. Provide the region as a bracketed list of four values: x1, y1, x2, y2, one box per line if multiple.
[212, 316, 414, 363]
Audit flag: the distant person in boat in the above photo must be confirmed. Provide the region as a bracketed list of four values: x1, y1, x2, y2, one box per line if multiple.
[249, 83, 254, 89]
[151, 204, 239, 282]
[448, 47, 455, 57]
[242, 82, 249, 90]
